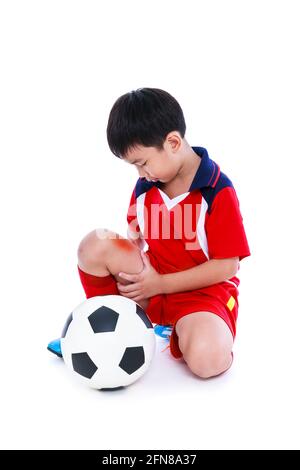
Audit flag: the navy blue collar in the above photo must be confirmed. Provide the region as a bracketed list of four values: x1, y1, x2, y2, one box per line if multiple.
[189, 147, 220, 190]
[135, 146, 220, 197]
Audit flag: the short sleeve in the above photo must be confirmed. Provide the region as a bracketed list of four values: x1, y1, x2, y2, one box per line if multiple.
[126, 188, 141, 239]
[205, 186, 251, 261]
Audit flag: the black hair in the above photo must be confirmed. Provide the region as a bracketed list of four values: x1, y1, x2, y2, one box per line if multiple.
[106, 87, 186, 159]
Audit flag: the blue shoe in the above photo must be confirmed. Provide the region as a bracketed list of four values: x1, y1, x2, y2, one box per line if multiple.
[47, 338, 62, 358]
[154, 324, 172, 341]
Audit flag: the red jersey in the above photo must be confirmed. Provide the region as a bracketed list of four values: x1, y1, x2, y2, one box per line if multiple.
[127, 146, 250, 288]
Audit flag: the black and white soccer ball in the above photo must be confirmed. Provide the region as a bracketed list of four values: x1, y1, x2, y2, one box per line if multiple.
[61, 295, 156, 390]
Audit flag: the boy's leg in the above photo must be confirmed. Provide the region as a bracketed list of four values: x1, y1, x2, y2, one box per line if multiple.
[77, 228, 150, 311]
[48, 228, 150, 357]
[174, 311, 234, 379]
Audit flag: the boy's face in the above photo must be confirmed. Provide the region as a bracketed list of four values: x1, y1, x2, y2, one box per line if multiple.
[123, 136, 182, 184]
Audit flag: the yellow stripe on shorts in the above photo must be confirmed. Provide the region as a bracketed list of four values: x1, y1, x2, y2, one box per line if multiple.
[227, 296, 235, 311]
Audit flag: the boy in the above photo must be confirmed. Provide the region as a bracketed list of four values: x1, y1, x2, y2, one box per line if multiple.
[48, 88, 250, 379]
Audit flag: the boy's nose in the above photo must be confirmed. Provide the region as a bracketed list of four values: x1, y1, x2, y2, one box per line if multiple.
[138, 168, 148, 178]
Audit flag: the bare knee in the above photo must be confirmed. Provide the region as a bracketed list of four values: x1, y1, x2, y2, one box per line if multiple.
[183, 342, 232, 379]
[77, 228, 117, 274]
[77, 228, 142, 278]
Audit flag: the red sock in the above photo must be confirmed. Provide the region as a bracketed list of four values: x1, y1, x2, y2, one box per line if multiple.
[77, 265, 119, 299]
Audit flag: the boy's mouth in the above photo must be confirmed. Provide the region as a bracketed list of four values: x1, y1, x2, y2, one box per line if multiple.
[142, 177, 159, 182]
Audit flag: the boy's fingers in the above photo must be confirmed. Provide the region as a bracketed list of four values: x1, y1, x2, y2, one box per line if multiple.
[119, 272, 140, 282]
[120, 290, 141, 299]
[117, 282, 140, 293]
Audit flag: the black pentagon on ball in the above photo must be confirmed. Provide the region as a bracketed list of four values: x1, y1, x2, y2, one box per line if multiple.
[61, 312, 73, 338]
[136, 304, 153, 329]
[88, 306, 119, 333]
[71, 352, 98, 379]
[119, 346, 145, 375]
[100, 386, 124, 392]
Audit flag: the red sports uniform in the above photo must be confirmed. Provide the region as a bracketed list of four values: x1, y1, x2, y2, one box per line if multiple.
[127, 146, 251, 358]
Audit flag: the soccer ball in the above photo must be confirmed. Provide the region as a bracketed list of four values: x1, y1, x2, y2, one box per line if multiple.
[61, 295, 156, 390]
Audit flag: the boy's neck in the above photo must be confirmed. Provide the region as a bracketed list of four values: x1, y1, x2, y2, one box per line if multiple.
[176, 145, 202, 183]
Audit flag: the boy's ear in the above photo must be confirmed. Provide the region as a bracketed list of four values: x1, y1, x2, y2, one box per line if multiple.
[166, 132, 182, 152]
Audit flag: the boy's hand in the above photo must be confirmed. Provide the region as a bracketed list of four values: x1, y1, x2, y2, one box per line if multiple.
[116, 251, 162, 302]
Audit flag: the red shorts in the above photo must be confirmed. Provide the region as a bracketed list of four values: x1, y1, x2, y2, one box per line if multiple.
[145, 251, 239, 359]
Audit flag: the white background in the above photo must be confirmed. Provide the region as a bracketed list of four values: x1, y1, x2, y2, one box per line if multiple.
[0, 0, 299, 450]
